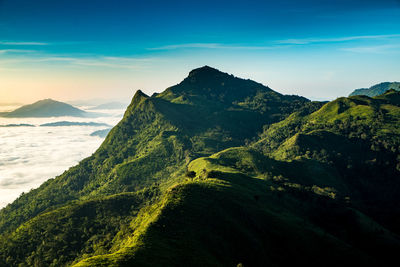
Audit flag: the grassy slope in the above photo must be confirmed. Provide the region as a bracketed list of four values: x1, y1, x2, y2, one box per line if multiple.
[0, 190, 158, 267]
[255, 90, 400, 232]
[74, 90, 400, 266]
[74, 146, 398, 266]
[0, 67, 309, 265]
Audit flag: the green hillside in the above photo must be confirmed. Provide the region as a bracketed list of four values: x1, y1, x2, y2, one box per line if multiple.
[349, 82, 400, 97]
[74, 90, 400, 266]
[255, 90, 400, 231]
[1, 67, 399, 266]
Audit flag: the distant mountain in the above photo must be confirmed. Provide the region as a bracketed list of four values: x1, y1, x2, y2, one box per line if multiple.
[90, 128, 111, 137]
[0, 99, 87, 118]
[349, 82, 400, 97]
[0, 124, 35, 127]
[40, 121, 110, 127]
[88, 101, 128, 110]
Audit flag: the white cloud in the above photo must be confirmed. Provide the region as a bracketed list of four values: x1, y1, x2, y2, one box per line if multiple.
[341, 44, 400, 53]
[147, 34, 400, 51]
[0, 41, 48, 46]
[0, 109, 124, 208]
[148, 43, 285, 51]
[0, 49, 35, 54]
[277, 34, 400, 45]
[0, 55, 159, 70]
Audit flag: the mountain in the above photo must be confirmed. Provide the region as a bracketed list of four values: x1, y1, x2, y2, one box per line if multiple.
[88, 101, 128, 110]
[254, 90, 400, 228]
[0, 99, 88, 118]
[349, 82, 400, 97]
[0, 124, 35, 127]
[90, 128, 111, 138]
[1, 67, 399, 266]
[40, 121, 110, 127]
[77, 90, 400, 266]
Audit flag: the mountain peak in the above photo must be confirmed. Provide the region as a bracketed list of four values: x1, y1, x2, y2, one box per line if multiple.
[133, 89, 148, 98]
[188, 65, 223, 77]
[127, 89, 150, 110]
[157, 66, 282, 105]
[36, 98, 58, 103]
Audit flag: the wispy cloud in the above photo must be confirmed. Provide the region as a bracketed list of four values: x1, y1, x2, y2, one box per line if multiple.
[148, 35, 400, 51]
[0, 49, 35, 54]
[277, 34, 400, 45]
[0, 41, 48, 46]
[0, 54, 159, 70]
[341, 44, 400, 53]
[148, 43, 285, 51]
[39, 56, 157, 69]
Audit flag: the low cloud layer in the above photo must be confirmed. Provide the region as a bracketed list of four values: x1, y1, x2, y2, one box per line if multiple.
[0, 108, 124, 208]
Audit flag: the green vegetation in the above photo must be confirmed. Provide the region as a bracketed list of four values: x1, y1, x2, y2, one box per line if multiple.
[0, 190, 159, 267]
[255, 90, 400, 234]
[349, 81, 400, 97]
[1, 67, 399, 266]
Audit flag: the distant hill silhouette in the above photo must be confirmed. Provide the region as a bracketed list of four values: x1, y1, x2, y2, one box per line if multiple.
[90, 128, 111, 138]
[0, 124, 35, 127]
[349, 82, 400, 97]
[0, 99, 88, 118]
[40, 121, 110, 127]
[88, 101, 128, 110]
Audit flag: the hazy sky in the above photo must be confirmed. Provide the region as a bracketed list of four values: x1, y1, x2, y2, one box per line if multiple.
[0, 0, 399, 103]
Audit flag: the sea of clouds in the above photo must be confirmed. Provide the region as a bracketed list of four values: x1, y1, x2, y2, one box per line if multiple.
[0, 106, 125, 208]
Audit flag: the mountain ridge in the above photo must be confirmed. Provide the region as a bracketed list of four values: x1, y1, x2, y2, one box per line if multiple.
[349, 82, 400, 97]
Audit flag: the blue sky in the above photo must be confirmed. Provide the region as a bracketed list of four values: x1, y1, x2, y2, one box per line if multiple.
[0, 0, 399, 102]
